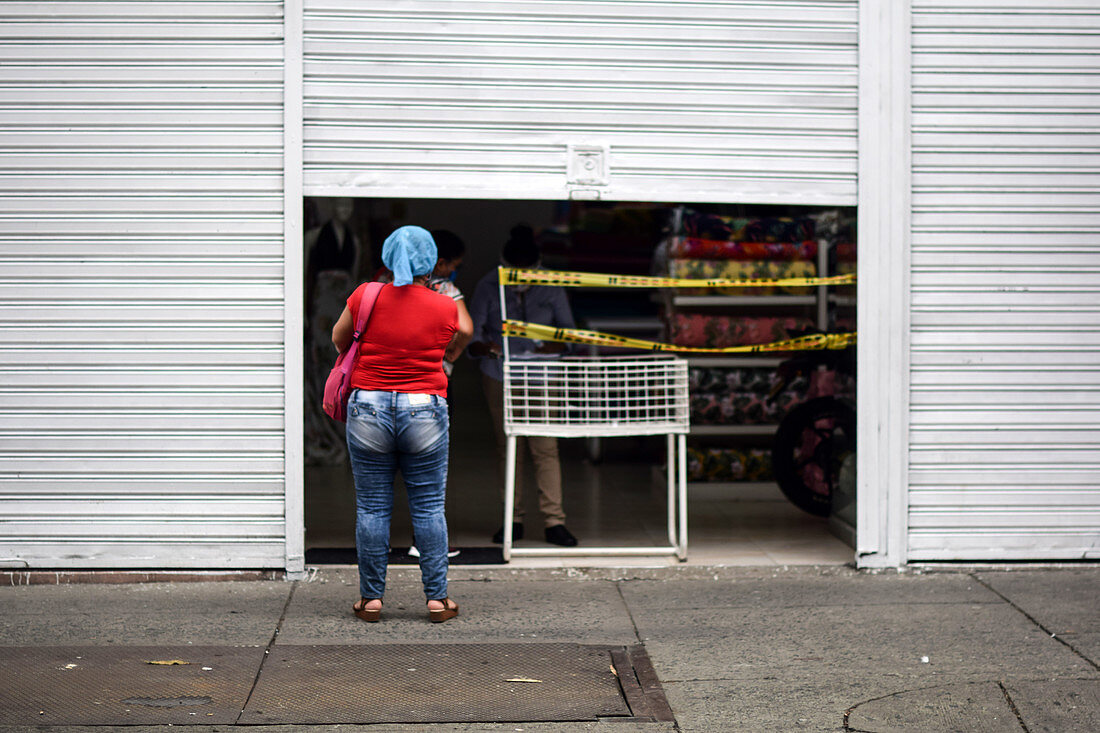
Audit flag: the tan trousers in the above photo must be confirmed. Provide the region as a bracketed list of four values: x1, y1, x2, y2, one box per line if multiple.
[482, 373, 566, 527]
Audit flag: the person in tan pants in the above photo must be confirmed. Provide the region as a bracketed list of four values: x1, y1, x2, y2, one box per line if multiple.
[467, 225, 578, 547]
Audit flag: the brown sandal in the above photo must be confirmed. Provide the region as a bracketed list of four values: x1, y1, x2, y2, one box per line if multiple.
[353, 598, 382, 623]
[427, 598, 458, 623]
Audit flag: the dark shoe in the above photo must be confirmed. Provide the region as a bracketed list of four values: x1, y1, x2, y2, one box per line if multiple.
[545, 525, 578, 547]
[491, 523, 523, 544]
[352, 598, 382, 623]
[427, 597, 459, 623]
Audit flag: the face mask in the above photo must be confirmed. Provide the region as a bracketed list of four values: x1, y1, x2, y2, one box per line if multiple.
[503, 259, 538, 293]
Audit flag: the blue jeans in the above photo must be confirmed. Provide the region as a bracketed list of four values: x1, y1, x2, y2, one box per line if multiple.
[345, 389, 450, 601]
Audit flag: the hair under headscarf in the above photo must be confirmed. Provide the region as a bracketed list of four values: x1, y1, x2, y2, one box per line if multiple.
[382, 225, 437, 286]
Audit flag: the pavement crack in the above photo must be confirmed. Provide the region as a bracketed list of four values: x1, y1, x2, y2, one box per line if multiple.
[997, 680, 1031, 732]
[971, 572, 1100, 672]
[234, 579, 298, 723]
[842, 682, 963, 733]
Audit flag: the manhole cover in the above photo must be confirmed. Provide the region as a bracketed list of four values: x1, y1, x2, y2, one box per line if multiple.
[0, 646, 264, 726]
[242, 643, 667, 725]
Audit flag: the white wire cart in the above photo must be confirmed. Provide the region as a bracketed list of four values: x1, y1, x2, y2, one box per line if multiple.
[501, 352, 691, 561]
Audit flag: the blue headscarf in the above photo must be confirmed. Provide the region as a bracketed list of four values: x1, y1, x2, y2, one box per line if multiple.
[382, 225, 437, 286]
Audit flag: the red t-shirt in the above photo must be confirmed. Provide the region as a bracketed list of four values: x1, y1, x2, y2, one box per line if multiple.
[347, 282, 457, 396]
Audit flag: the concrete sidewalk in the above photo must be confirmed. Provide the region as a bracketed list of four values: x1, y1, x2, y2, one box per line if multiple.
[1, 564, 1098, 731]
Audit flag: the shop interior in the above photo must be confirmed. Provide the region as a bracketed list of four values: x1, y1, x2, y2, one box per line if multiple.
[303, 196, 857, 567]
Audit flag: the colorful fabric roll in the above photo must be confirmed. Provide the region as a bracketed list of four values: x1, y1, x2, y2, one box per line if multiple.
[689, 366, 791, 395]
[669, 259, 817, 295]
[691, 390, 806, 425]
[687, 446, 773, 482]
[670, 314, 817, 348]
[668, 237, 818, 262]
[687, 365, 853, 424]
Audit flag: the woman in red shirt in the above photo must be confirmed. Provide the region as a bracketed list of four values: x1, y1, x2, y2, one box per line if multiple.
[332, 225, 472, 623]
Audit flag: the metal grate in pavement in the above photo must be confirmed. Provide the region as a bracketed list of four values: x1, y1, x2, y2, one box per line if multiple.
[0, 646, 265, 726]
[241, 643, 630, 725]
[0, 643, 673, 726]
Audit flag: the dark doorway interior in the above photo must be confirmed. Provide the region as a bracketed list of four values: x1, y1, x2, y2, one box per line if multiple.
[303, 197, 857, 563]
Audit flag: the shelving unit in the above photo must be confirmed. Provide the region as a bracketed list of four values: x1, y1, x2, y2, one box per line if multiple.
[677, 293, 818, 491]
[658, 207, 853, 495]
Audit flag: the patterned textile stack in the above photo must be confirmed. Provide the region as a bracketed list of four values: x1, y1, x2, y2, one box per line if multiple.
[662, 210, 821, 349]
[657, 207, 856, 485]
[689, 366, 807, 426]
[668, 239, 818, 295]
[688, 446, 772, 482]
[668, 210, 820, 296]
[670, 313, 816, 349]
[689, 365, 856, 426]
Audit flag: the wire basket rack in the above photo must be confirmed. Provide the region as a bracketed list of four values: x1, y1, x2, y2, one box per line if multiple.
[504, 354, 690, 438]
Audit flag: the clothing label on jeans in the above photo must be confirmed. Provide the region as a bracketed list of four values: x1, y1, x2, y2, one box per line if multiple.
[407, 393, 431, 405]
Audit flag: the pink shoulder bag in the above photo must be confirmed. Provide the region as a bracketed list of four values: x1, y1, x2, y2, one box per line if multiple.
[322, 282, 384, 422]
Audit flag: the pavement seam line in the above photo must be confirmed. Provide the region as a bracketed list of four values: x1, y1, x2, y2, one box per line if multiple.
[614, 582, 683, 729]
[615, 579, 644, 644]
[997, 680, 1032, 733]
[970, 572, 1100, 672]
[234, 579, 298, 723]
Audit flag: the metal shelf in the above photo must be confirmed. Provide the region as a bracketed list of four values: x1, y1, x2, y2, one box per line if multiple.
[690, 424, 777, 436]
[672, 295, 816, 307]
[686, 356, 784, 368]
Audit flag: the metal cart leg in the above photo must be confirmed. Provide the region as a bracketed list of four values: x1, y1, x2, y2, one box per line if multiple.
[503, 434, 518, 562]
[666, 434, 677, 549]
[677, 433, 688, 561]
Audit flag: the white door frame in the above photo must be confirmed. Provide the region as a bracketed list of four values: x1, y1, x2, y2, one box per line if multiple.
[282, 0, 913, 571]
[855, 0, 912, 568]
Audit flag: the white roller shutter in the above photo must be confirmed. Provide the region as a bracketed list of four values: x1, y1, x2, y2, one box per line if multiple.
[909, 1, 1100, 559]
[303, 0, 858, 204]
[0, 2, 288, 568]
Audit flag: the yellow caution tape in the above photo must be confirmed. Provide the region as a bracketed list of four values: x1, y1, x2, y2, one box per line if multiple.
[503, 319, 856, 353]
[500, 266, 855, 289]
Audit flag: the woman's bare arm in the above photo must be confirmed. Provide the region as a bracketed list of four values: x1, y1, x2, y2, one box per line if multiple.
[444, 299, 474, 362]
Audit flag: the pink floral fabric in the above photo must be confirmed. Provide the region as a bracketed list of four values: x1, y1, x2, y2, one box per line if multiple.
[670, 314, 816, 348]
[668, 237, 818, 261]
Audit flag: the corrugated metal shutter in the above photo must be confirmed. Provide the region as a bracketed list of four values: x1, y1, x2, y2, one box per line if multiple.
[909, 1, 1100, 559]
[0, 2, 288, 568]
[302, 0, 858, 204]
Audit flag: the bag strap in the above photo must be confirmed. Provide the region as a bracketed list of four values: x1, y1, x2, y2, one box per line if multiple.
[351, 281, 385, 343]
